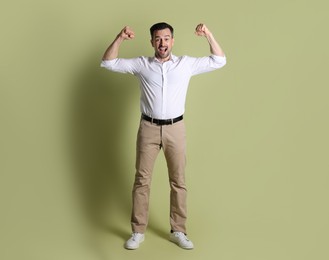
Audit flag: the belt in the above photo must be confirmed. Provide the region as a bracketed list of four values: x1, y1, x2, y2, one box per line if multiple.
[142, 114, 183, 125]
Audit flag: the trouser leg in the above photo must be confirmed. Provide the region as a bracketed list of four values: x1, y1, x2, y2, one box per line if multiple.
[131, 120, 161, 233]
[162, 120, 187, 233]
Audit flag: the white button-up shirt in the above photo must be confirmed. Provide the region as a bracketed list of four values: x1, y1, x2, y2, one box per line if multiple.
[101, 54, 226, 119]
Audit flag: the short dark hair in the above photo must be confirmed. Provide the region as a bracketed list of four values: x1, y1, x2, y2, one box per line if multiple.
[150, 22, 174, 39]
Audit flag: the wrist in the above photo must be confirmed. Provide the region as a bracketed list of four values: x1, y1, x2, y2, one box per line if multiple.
[116, 34, 126, 42]
[205, 32, 213, 40]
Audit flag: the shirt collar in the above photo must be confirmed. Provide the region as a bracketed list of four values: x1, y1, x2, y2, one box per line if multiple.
[153, 54, 178, 63]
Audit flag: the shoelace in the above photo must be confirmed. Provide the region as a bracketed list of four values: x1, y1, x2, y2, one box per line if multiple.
[175, 232, 189, 241]
[132, 233, 142, 241]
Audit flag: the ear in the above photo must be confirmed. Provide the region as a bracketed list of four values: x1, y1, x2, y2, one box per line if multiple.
[150, 38, 154, 47]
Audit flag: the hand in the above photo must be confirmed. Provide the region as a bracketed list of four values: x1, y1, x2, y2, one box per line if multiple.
[195, 23, 211, 37]
[118, 26, 135, 40]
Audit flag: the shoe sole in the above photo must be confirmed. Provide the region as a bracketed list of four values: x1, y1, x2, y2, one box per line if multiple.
[169, 238, 194, 250]
[124, 237, 145, 250]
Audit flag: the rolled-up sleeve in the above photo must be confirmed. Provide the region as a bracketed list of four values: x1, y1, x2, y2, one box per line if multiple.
[100, 59, 116, 70]
[210, 55, 227, 68]
[100, 58, 140, 74]
[189, 55, 227, 76]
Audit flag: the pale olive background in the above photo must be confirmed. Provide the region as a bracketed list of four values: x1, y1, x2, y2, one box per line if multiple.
[1, 0, 328, 259]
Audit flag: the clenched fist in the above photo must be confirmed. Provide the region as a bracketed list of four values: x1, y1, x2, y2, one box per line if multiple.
[195, 23, 211, 37]
[119, 26, 135, 40]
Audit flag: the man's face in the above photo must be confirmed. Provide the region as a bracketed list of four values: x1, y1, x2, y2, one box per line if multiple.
[151, 28, 174, 62]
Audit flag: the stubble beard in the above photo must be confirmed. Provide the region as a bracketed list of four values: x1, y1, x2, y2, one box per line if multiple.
[156, 47, 171, 61]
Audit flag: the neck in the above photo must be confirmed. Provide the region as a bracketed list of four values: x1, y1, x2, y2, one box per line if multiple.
[155, 53, 171, 63]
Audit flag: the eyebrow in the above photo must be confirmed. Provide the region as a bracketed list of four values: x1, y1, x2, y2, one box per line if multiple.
[155, 35, 171, 38]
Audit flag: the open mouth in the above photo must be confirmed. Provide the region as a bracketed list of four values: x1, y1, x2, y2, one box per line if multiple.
[159, 46, 167, 54]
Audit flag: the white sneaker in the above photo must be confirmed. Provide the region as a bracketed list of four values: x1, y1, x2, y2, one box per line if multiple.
[124, 233, 145, 250]
[169, 232, 194, 249]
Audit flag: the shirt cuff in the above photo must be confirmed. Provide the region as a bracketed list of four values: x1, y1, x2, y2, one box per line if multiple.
[211, 54, 226, 62]
[100, 59, 116, 68]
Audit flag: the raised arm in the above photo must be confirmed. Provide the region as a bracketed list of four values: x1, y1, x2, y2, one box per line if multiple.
[195, 23, 225, 57]
[102, 26, 135, 61]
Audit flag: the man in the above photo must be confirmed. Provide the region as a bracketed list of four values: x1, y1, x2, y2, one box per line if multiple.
[101, 22, 226, 250]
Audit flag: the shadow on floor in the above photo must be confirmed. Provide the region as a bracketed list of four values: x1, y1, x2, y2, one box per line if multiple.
[69, 53, 138, 243]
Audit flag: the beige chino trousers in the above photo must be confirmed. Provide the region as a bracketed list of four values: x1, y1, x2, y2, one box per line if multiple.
[131, 118, 187, 234]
